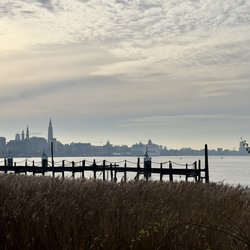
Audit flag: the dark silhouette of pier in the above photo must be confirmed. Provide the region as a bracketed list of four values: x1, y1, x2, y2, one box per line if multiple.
[0, 145, 209, 183]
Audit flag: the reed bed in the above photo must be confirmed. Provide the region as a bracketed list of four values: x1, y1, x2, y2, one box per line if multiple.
[0, 174, 249, 250]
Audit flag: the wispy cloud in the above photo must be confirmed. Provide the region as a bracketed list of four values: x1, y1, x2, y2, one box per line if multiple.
[1, 0, 250, 147]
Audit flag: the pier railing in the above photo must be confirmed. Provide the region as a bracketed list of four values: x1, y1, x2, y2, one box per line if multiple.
[0, 145, 209, 183]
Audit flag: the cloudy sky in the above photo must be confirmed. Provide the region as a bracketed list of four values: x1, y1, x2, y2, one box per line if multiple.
[1, 0, 250, 149]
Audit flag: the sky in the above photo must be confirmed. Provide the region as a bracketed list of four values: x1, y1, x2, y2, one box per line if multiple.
[1, 0, 250, 150]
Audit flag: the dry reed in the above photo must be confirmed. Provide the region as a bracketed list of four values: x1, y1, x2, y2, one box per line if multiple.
[0, 174, 249, 250]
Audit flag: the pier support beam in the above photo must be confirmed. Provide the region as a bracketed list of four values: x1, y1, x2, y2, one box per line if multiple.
[205, 144, 209, 183]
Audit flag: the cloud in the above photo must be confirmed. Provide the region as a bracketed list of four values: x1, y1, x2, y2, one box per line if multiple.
[0, 0, 250, 148]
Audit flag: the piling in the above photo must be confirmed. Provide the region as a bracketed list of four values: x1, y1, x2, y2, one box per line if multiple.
[204, 144, 209, 183]
[169, 161, 173, 182]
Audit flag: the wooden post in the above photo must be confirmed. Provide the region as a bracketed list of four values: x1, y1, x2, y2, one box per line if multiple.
[24, 162, 27, 175]
[33, 161, 35, 176]
[169, 161, 173, 182]
[61, 160, 65, 179]
[51, 142, 54, 178]
[14, 162, 17, 174]
[114, 163, 117, 182]
[93, 159, 96, 180]
[110, 163, 113, 181]
[205, 144, 209, 183]
[72, 161, 75, 179]
[160, 163, 163, 182]
[82, 160, 85, 179]
[185, 163, 188, 181]
[103, 160, 106, 181]
[198, 160, 201, 182]
[32, 160, 35, 176]
[25, 159, 27, 167]
[124, 160, 127, 182]
[136, 157, 140, 180]
[194, 161, 197, 182]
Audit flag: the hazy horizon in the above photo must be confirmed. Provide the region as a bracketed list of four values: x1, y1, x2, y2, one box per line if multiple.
[1, 0, 250, 150]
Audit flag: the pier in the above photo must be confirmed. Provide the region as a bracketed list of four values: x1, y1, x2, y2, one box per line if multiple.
[0, 145, 209, 183]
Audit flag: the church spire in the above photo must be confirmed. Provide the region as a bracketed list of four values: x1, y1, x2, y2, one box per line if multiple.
[48, 118, 53, 144]
[26, 126, 29, 140]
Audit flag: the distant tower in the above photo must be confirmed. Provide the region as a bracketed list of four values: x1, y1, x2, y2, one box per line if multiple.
[15, 133, 21, 141]
[26, 126, 29, 140]
[21, 130, 25, 141]
[48, 118, 53, 145]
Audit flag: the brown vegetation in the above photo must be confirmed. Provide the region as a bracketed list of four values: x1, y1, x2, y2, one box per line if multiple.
[0, 174, 249, 250]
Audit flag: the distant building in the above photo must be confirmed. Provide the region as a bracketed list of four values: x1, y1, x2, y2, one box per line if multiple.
[29, 137, 47, 155]
[217, 148, 223, 153]
[26, 126, 30, 140]
[15, 133, 21, 141]
[131, 141, 145, 155]
[0, 137, 6, 149]
[131, 140, 161, 156]
[21, 130, 25, 141]
[146, 139, 161, 156]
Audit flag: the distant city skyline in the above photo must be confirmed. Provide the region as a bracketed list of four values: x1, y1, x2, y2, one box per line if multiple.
[1, 1, 250, 150]
[0, 119, 246, 152]
[0, 119, 247, 158]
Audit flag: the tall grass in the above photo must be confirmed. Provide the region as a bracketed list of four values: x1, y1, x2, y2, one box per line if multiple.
[0, 174, 249, 250]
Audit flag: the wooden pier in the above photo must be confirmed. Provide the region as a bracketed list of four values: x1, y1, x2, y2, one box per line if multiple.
[0, 145, 209, 183]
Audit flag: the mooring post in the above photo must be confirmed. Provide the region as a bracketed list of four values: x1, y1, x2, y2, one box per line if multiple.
[160, 163, 163, 181]
[93, 159, 96, 179]
[198, 159, 201, 182]
[136, 157, 140, 180]
[33, 161, 35, 176]
[185, 163, 188, 181]
[169, 161, 173, 182]
[110, 163, 113, 181]
[51, 142, 54, 177]
[82, 160, 85, 179]
[62, 160, 65, 179]
[205, 144, 209, 183]
[32, 161, 35, 176]
[103, 160, 106, 181]
[194, 161, 197, 182]
[124, 160, 127, 182]
[72, 161, 75, 179]
[7, 156, 13, 174]
[114, 163, 117, 182]
[14, 162, 17, 174]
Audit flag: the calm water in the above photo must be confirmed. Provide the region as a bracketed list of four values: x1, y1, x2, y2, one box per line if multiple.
[2, 156, 250, 187]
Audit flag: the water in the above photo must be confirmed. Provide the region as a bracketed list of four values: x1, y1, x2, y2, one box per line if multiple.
[1, 156, 250, 187]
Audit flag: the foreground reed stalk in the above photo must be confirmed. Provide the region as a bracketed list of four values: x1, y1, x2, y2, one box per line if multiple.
[0, 174, 249, 250]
